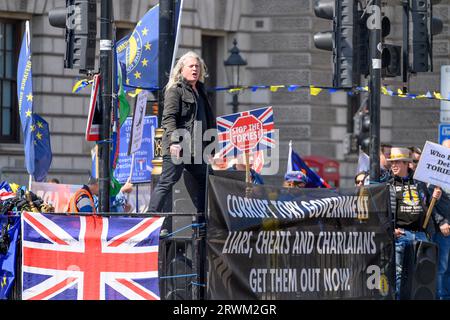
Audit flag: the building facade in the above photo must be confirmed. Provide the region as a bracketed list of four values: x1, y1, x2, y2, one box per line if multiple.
[0, 0, 448, 188]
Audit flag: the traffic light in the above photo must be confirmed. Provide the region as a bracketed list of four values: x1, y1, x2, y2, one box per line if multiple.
[354, 98, 370, 153]
[380, 15, 401, 78]
[313, 0, 358, 88]
[410, 0, 443, 73]
[48, 0, 97, 73]
[382, 44, 401, 77]
[359, 112, 370, 153]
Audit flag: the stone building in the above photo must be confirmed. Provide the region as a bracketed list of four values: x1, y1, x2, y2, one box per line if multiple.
[0, 0, 448, 188]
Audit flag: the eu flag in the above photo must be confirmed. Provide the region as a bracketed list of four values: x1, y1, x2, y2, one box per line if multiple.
[122, 4, 159, 89]
[17, 22, 52, 182]
[287, 141, 331, 188]
[117, 1, 182, 90]
[30, 114, 52, 182]
[0, 216, 20, 299]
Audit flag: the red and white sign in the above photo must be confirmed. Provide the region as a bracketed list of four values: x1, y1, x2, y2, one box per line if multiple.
[216, 106, 275, 158]
[31, 181, 82, 213]
[230, 115, 263, 151]
[85, 74, 101, 141]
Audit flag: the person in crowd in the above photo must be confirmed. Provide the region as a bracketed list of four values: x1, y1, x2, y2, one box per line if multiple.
[96, 180, 134, 213]
[381, 143, 392, 165]
[47, 178, 60, 184]
[354, 170, 369, 187]
[147, 51, 215, 214]
[432, 139, 450, 300]
[66, 176, 98, 213]
[283, 171, 308, 189]
[386, 147, 442, 299]
[408, 146, 422, 171]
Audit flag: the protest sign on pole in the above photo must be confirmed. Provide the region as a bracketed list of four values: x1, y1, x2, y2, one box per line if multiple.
[85, 74, 101, 141]
[413, 140, 450, 228]
[128, 90, 148, 156]
[113, 116, 157, 184]
[216, 106, 275, 183]
[413, 140, 450, 189]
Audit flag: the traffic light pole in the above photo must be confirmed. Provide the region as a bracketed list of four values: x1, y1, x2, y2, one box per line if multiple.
[368, 0, 381, 182]
[158, 0, 176, 124]
[98, 0, 113, 212]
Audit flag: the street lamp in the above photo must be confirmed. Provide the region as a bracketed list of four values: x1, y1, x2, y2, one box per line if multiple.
[224, 39, 247, 114]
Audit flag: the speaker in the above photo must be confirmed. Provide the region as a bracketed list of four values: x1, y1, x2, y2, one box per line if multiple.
[170, 171, 198, 237]
[400, 240, 438, 300]
[162, 239, 193, 300]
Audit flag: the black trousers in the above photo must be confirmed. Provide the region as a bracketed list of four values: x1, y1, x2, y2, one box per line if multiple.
[148, 155, 207, 213]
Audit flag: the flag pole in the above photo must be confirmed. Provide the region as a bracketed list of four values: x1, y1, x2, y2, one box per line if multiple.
[28, 174, 32, 191]
[125, 153, 135, 205]
[128, 153, 135, 183]
[98, 0, 113, 212]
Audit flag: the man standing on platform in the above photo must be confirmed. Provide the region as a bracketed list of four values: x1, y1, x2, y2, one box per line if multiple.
[148, 51, 216, 214]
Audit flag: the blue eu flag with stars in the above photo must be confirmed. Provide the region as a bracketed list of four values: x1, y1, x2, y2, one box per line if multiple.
[117, 1, 182, 90]
[123, 4, 159, 90]
[17, 22, 52, 182]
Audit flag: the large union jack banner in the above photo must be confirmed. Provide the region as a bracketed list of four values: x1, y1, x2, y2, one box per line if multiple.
[216, 106, 275, 158]
[21, 212, 164, 300]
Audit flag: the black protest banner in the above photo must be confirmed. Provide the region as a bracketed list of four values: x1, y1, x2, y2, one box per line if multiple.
[207, 175, 395, 300]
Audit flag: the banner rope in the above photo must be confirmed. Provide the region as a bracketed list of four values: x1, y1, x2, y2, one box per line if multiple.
[159, 273, 197, 279]
[190, 281, 206, 287]
[73, 79, 450, 103]
[160, 222, 205, 239]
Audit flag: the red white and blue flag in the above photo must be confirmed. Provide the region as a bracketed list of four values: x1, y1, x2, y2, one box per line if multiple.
[21, 212, 165, 300]
[216, 106, 275, 158]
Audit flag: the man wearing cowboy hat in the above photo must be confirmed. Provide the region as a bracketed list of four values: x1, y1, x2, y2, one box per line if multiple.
[386, 147, 442, 299]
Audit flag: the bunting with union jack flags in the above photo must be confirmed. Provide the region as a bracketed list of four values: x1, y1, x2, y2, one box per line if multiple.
[21, 212, 165, 300]
[216, 106, 275, 159]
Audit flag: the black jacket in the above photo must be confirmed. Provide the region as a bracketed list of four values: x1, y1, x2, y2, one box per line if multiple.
[429, 186, 450, 232]
[388, 169, 436, 235]
[161, 79, 216, 156]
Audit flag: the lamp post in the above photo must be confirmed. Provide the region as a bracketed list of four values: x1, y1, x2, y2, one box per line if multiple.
[224, 39, 247, 114]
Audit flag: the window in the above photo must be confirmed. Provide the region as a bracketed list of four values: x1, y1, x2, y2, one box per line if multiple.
[0, 19, 20, 143]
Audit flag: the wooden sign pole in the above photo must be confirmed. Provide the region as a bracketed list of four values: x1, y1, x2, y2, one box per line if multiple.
[245, 151, 251, 184]
[423, 194, 438, 229]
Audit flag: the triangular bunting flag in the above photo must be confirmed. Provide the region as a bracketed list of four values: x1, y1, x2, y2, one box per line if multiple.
[310, 86, 322, 96]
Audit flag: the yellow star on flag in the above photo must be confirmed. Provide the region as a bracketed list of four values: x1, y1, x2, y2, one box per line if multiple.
[36, 132, 43, 140]
[26, 109, 32, 117]
[37, 121, 43, 128]
[26, 93, 33, 101]
[137, 20, 142, 27]
[144, 42, 151, 50]
[142, 27, 148, 36]
[126, 78, 130, 85]
[30, 124, 35, 132]
[142, 58, 148, 67]
[134, 71, 141, 79]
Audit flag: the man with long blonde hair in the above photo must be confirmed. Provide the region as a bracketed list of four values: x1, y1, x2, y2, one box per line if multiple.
[148, 51, 215, 214]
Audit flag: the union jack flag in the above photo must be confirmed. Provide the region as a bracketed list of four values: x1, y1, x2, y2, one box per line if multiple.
[216, 106, 275, 158]
[21, 212, 165, 300]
